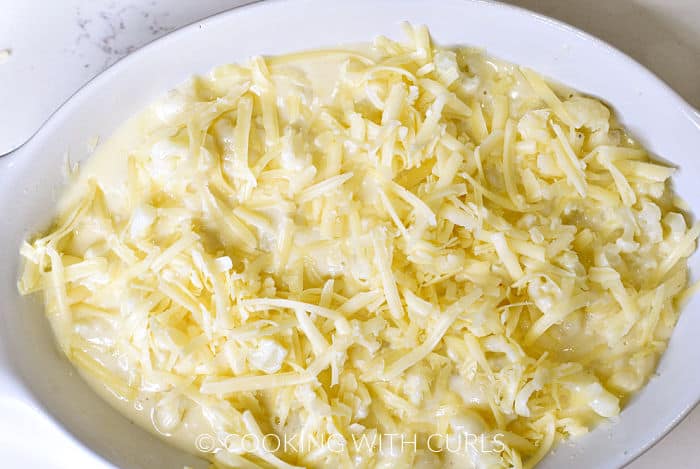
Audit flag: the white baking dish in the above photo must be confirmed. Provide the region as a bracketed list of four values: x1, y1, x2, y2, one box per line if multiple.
[0, 0, 698, 467]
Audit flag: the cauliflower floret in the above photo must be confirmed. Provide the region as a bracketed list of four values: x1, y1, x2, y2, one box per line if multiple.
[247, 339, 287, 374]
[563, 96, 611, 132]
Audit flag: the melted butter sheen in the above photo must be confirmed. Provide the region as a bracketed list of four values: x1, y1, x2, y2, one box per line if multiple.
[18, 25, 696, 469]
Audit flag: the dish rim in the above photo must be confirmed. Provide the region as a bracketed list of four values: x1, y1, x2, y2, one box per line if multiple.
[2, 1, 699, 468]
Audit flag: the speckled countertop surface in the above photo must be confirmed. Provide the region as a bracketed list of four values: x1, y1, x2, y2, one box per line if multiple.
[0, 0, 698, 467]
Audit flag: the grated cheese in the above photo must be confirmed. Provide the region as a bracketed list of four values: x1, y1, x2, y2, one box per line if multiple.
[18, 24, 697, 469]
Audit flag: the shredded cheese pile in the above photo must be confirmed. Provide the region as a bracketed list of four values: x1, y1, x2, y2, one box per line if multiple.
[18, 24, 697, 469]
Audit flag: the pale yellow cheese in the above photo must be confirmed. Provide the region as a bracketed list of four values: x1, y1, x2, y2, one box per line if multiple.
[18, 24, 697, 469]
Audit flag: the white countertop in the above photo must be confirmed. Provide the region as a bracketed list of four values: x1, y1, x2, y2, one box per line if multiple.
[0, 0, 698, 467]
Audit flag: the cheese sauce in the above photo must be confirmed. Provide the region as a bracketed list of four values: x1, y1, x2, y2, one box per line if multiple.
[19, 25, 696, 469]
